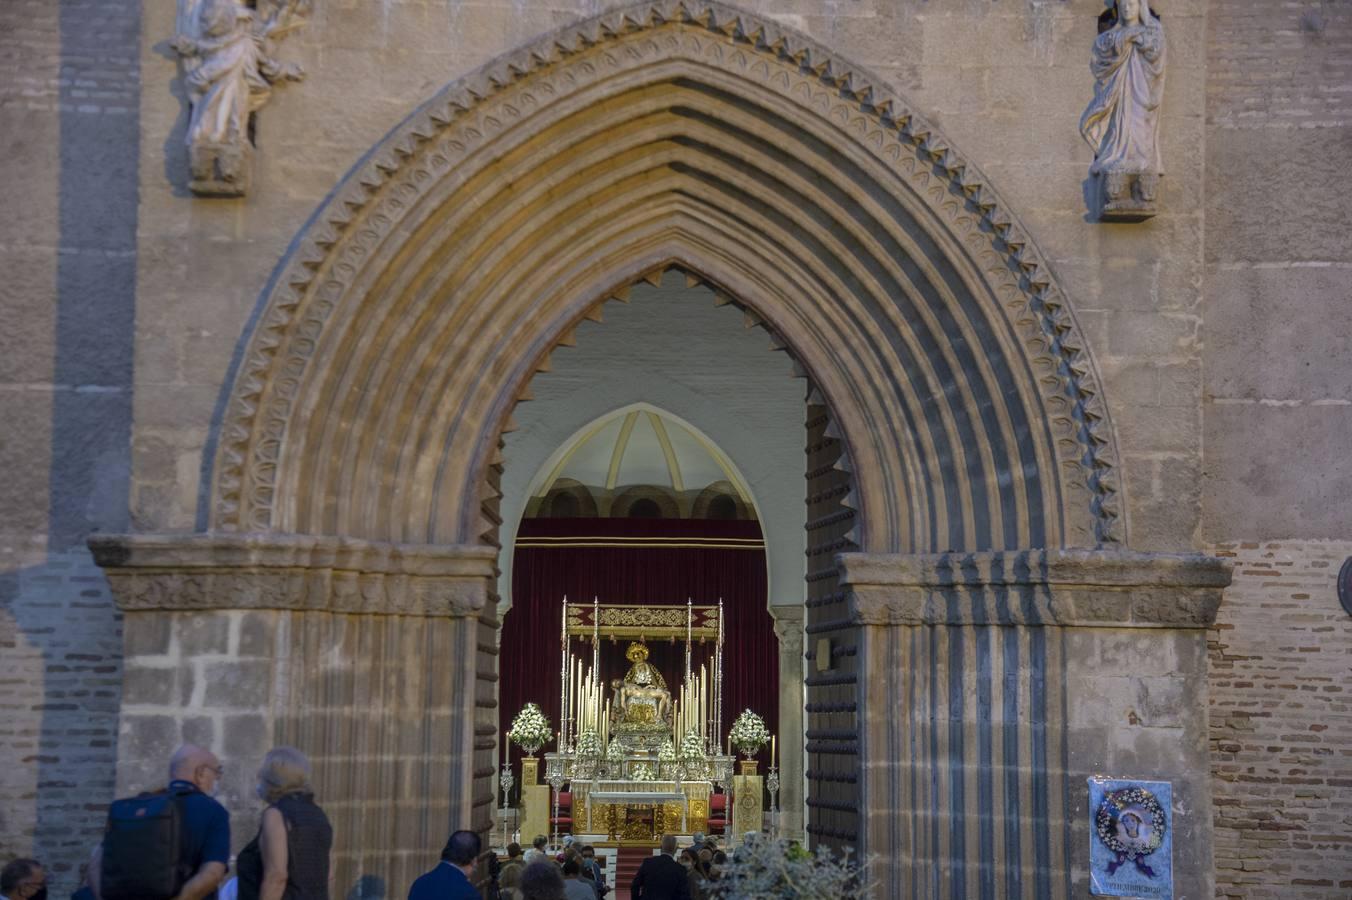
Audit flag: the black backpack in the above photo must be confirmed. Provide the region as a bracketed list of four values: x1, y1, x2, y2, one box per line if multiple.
[100, 785, 195, 900]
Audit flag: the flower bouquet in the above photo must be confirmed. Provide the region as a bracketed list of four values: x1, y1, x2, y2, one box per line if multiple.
[574, 730, 603, 758]
[678, 730, 709, 779]
[507, 702, 551, 756]
[657, 738, 677, 778]
[729, 709, 771, 759]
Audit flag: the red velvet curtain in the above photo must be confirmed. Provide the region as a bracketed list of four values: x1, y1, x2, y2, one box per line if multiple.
[500, 518, 778, 784]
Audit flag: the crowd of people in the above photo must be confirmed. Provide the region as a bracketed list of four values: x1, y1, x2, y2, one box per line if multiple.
[467, 831, 728, 900]
[4, 743, 332, 900]
[2, 744, 740, 900]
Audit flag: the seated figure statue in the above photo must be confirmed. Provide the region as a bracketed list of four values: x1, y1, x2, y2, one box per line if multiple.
[610, 642, 672, 749]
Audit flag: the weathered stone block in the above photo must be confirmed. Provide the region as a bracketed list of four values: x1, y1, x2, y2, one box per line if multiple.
[1207, 126, 1352, 265]
[1203, 404, 1352, 542]
[176, 613, 229, 656]
[223, 713, 269, 759]
[122, 614, 172, 658]
[238, 611, 275, 658]
[121, 714, 178, 763]
[182, 715, 214, 747]
[122, 664, 175, 707]
[203, 659, 273, 710]
[1207, 264, 1352, 401]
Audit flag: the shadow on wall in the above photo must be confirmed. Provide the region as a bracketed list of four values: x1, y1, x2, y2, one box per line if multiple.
[0, 558, 124, 894]
[346, 875, 388, 899]
[0, 0, 141, 893]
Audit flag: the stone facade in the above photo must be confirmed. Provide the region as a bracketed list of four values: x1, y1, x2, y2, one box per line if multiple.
[0, 0, 1348, 897]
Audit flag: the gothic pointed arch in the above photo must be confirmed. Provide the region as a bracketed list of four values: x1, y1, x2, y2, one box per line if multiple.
[207, 0, 1124, 559]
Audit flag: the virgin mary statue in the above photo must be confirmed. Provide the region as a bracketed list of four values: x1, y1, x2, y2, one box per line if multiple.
[1080, 0, 1165, 218]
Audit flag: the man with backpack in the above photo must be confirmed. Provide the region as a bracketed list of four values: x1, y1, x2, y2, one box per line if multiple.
[92, 744, 231, 900]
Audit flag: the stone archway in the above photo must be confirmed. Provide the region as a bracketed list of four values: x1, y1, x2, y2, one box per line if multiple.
[93, 4, 1231, 897]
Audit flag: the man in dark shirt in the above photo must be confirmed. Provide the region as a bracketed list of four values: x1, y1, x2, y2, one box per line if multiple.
[91, 744, 231, 900]
[408, 830, 480, 900]
[630, 835, 690, 900]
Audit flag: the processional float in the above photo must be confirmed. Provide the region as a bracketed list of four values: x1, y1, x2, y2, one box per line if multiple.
[533, 597, 739, 845]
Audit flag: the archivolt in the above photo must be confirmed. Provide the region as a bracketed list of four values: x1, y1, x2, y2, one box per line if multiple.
[208, 1, 1124, 552]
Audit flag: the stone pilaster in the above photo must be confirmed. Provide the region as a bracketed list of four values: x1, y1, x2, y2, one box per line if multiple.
[90, 533, 498, 894]
[770, 604, 806, 842]
[839, 549, 1232, 900]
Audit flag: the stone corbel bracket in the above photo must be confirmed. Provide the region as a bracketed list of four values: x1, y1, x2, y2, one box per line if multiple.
[840, 549, 1232, 629]
[88, 532, 498, 618]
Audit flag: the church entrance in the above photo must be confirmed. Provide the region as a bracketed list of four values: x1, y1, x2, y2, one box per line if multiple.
[92, 6, 1231, 897]
[493, 273, 805, 859]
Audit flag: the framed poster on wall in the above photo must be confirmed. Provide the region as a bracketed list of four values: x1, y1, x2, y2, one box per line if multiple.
[1088, 776, 1173, 898]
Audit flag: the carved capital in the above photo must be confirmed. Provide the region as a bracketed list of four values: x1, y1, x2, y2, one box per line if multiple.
[839, 549, 1232, 628]
[88, 532, 497, 618]
[770, 605, 805, 654]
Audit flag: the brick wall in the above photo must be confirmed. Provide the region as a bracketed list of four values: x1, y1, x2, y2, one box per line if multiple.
[0, 551, 122, 893]
[1209, 541, 1352, 899]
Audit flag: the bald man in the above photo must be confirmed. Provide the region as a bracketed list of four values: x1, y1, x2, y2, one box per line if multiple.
[94, 744, 231, 900]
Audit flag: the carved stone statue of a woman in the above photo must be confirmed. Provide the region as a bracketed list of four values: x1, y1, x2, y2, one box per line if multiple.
[172, 0, 309, 196]
[1080, 0, 1165, 220]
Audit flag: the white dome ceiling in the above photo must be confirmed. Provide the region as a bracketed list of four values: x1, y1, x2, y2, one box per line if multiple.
[532, 406, 752, 502]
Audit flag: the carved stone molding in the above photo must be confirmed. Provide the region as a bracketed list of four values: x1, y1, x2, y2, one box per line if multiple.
[839, 549, 1232, 628]
[209, 0, 1126, 554]
[88, 533, 496, 617]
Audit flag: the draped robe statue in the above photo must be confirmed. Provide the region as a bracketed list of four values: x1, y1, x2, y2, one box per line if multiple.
[1080, 0, 1165, 219]
[172, 0, 308, 196]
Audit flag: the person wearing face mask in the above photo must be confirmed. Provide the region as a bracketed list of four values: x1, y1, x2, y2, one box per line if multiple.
[0, 858, 47, 900]
[677, 851, 703, 900]
[93, 744, 231, 900]
[235, 747, 333, 900]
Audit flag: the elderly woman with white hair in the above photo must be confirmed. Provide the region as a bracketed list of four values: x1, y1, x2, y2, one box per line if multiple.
[235, 747, 333, 900]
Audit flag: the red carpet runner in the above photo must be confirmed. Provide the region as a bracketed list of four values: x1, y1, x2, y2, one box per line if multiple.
[610, 846, 655, 900]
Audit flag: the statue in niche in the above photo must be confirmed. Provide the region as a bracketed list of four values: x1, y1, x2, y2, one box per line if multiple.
[1080, 0, 1165, 221]
[171, 0, 310, 197]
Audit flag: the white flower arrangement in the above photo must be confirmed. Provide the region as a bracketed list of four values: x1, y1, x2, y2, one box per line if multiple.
[574, 730, 602, 757]
[507, 702, 551, 754]
[631, 762, 657, 781]
[715, 834, 873, 899]
[605, 738, 625, 761]
[679, 730, 707, 760]
[658, 739, 677, 762]
[729, 709, 771, 757]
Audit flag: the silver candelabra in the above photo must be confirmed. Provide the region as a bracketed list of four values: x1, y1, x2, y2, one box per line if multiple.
[499, 760, 515, 849]
[766, 764, 781, 838]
